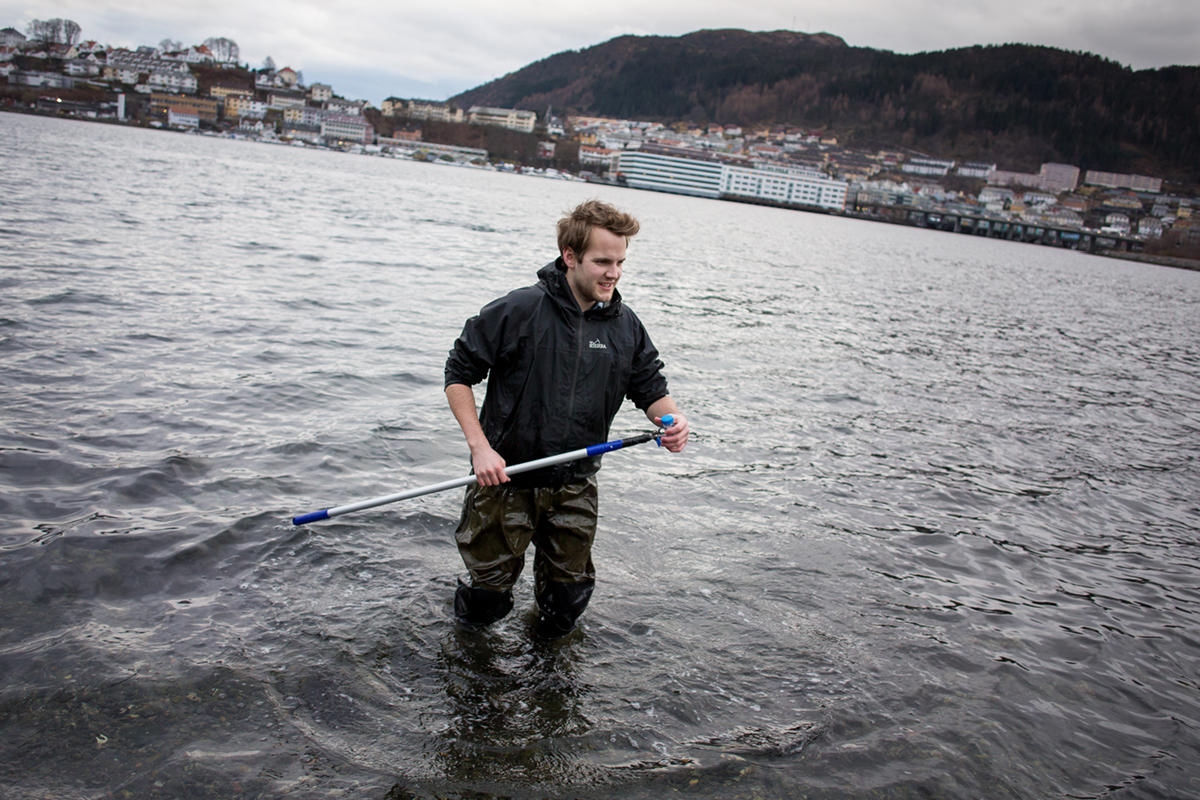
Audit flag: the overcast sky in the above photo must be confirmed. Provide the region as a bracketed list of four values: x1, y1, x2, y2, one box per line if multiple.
[3, 0, 1196, 104]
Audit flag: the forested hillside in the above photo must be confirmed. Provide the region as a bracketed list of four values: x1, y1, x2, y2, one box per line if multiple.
[450, 30, 1199, 179]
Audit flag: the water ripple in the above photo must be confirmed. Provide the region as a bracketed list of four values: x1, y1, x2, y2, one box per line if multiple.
[1, 113, 1198, 799]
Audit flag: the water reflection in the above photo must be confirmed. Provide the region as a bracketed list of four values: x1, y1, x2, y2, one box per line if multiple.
[433, 615, 592, 786]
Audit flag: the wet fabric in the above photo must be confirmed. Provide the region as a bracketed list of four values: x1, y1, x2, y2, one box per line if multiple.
[444, 260, 668, 487]
[455, 478, 599, 593]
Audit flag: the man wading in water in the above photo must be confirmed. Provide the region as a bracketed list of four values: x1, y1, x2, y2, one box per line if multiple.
[444, 199, 689, 638]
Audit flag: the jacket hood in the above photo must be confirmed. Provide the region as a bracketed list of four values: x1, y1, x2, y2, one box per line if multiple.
[537, 258, 622, 318]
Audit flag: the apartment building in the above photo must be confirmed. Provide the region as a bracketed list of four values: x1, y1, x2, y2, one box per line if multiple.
[467, 106, 537, 133]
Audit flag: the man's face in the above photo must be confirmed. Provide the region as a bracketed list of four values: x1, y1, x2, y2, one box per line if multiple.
[563, 227, 626, 311]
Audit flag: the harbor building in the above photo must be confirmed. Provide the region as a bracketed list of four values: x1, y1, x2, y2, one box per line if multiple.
[617, 150, 724, 198]
[1084, 170, 1164, 193]
[1038, 163, 1081, 193]
[617, 149, 848, 210]
[722, 163, 848, 211]
[378, 139, 489, 163]
[321, 114, 374, 145]
[902, 156, 955, 177]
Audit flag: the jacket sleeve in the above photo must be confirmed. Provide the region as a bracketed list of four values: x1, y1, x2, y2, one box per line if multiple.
[626, 315, 669, 410]
[444, 296, 510, 388]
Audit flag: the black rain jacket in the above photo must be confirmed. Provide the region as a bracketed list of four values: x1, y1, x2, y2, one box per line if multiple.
[444, 259, 669, 487]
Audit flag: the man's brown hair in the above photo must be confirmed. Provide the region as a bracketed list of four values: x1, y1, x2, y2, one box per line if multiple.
[557, 199, 640, 259]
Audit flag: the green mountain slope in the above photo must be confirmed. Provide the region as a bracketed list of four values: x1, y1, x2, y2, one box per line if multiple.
[449, 30, 1199, 180]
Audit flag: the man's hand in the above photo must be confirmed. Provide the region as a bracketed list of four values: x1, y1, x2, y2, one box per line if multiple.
[447, 383, 509, 486]
[470, 442, 509, 486]
[655, 412, 689, 453]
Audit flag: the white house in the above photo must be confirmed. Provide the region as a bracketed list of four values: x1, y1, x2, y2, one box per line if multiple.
[64, 57, 101, 77]
[1102, 213, 1132, 234]
[325, 98, 364, 116]
[148, 69, 197, 93]
[979, 186, 1015, 204]
[267, 91, 306, 110]
[1137, 217, 1164, 237]
[185, 45, 214, 64]
[0, 27, 26, 46]
[284, 105, 327, 126]
[903, 157, 955, 177]
[16, 71, 75, 88]
[1022, 190, 1057, 206]
[579, 145, 619, 172]
[106, 66, 141, 84]
[167, 109, 199, 129]
[957, 162, 996, 179]
[1038, 208, 1085, 228]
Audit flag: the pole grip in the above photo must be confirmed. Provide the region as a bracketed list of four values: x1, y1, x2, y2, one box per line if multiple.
[292, 509, 330, 526]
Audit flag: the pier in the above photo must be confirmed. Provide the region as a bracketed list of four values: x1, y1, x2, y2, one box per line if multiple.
[847, 200, 1143, 254]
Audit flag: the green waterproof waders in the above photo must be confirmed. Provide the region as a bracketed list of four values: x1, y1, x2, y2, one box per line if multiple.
[454, 477, 598, 635]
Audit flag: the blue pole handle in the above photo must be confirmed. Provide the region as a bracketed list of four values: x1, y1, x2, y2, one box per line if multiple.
[292, 509, 330, 526]
[656, 414, 675, 447]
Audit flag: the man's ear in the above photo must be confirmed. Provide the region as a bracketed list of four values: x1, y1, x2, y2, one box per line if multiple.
[562, 248, 577, 269]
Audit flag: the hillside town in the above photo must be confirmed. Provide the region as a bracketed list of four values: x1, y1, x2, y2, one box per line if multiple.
[3, 22, 1197, 264]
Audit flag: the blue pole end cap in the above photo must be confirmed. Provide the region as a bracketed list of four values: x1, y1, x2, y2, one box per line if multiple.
[293, 509, 329, 526]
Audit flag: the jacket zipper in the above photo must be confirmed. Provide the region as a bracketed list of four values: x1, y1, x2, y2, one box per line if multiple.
[567, 312, 584, 425]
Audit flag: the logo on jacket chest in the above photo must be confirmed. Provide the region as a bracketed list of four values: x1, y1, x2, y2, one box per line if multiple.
[588, 338, 608, 350]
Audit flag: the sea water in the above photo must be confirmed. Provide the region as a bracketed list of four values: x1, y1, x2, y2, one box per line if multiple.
[2, 113, 1199, 799]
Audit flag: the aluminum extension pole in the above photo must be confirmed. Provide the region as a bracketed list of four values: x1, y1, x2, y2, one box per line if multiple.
[292, 416, 672, 525]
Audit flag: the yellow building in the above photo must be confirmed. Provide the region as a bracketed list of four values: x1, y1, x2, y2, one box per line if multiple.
[208, 85, 250, 101]
[150, 92, 218, 124]
[467, 105, 536, 133]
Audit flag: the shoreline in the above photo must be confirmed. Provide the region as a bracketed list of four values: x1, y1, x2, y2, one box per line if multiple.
[5, 106, 1198, 273]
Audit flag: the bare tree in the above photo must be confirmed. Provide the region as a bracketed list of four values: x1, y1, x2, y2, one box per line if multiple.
[202, 36, 240, 64]
[159, 38, 182, 53]
[26, 18, 81, 45]
[262, 55, 276, 72]
[27, 18, 59, 43]
[61, 18, 80, 45]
